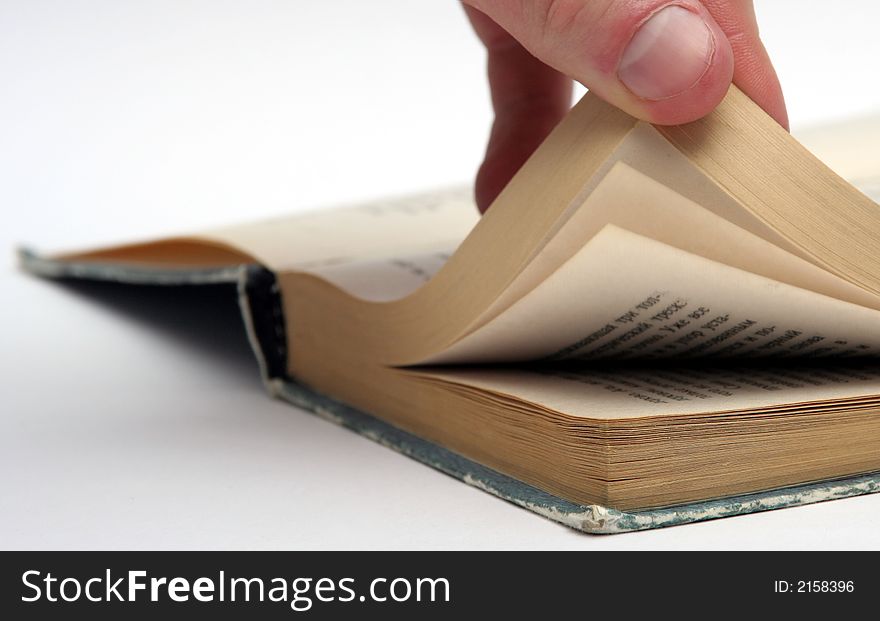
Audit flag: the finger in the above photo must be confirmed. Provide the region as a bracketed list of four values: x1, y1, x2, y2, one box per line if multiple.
[465, 5, 573, 211]
[702, 0, 788, 129]
[462, 0, 735, 126]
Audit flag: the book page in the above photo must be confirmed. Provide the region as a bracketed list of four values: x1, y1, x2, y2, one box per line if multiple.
[410, 361, 880, 420]
[419, 225, 880, 365]
[301, 244, 454, 302]
[607, 123, 804, 254]
[195, 187, 477, 272]
[50, 187, 478, 272]
[468, 163, 880, 331]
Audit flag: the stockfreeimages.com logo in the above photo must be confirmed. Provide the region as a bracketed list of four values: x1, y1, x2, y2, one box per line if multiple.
[22, 570, 450, 611]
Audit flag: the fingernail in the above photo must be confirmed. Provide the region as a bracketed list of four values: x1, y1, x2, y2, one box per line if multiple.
[618, 5, 715, 101]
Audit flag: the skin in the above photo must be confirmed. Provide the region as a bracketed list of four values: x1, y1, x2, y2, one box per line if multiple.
[462, 0, 788, 212]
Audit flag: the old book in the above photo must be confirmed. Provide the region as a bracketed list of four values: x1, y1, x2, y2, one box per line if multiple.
[21, 86, 880, 533]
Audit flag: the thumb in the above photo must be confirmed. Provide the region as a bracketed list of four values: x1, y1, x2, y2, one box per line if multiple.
[463, 0, 736, 125]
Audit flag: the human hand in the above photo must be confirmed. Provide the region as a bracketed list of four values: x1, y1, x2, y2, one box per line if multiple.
[463, 1, 788, 211]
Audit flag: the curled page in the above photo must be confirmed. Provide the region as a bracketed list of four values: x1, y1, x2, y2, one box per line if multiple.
[422, 225, 880, 364]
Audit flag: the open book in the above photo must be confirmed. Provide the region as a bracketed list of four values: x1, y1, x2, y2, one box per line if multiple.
[21, 87, 880, 533]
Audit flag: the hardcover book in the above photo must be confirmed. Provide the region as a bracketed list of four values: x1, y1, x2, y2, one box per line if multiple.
[21, 87, 880, 533]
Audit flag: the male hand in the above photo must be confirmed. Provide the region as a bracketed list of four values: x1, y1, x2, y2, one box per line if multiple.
[463, 1, 788, 211]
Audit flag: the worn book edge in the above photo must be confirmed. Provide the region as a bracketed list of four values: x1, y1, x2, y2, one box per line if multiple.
[19, 248, 880, 534]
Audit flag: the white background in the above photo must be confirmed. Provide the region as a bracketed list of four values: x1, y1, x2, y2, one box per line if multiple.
[2, 1, 880, 549]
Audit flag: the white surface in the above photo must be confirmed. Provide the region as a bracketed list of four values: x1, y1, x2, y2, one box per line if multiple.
[2, 1, 880, 549]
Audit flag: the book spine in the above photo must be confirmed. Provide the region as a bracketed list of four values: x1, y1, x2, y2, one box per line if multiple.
[237, 266, 289, 385]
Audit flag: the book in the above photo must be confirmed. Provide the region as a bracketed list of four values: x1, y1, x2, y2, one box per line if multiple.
[20, 86, 880, 534]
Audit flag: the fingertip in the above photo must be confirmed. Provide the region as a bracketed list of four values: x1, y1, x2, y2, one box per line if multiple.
[728, 44, 789, 130]
[700, 0, 789, 131]
[614, 3, 735, 126]
[639, 31, 735, 126]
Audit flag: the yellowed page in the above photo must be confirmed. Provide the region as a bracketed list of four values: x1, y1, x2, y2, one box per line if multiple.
[413, 362, 880, 420]
[421, 226, 880, 365]
[470, 163, 880, 331]
[547, 122, 803, 258]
